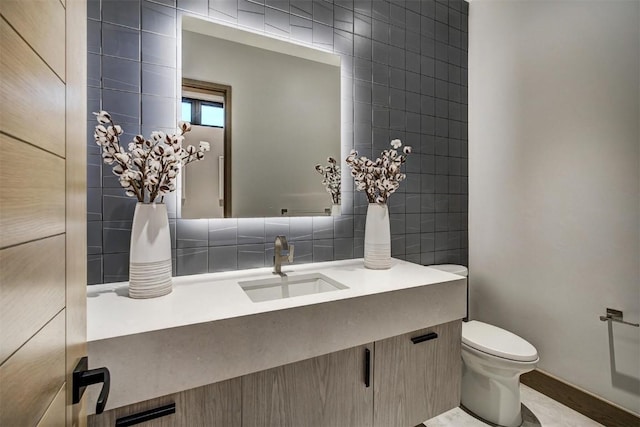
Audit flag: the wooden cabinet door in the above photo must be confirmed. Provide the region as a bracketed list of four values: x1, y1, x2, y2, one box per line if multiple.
[242, 344, 374, 427]
[373, 320, 462, 427]
[88, 378, 241, 427]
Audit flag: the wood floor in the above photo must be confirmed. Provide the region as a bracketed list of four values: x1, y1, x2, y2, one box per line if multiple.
[521, 370, 640, 427]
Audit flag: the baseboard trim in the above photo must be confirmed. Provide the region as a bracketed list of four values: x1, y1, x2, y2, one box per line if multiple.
[521, 369, 640, 427]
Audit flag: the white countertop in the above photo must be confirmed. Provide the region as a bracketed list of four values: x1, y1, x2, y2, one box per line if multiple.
[87, 258, 463, 342]
[86, 258, 467, 413]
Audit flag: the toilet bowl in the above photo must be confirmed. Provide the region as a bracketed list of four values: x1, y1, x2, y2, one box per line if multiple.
[430, 265, 539, 427]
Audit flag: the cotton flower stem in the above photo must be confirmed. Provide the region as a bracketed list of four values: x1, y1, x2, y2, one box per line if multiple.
[133, 147, 152, 203]
[131, 179, 144, 202]
[144, 136, 169, 203]
[148, 160, 169, 202]
[148, 128, 186, 202]
[104, 118, 144, 202]
[346, 139, 411, 204]
[95, 112, 201, 203]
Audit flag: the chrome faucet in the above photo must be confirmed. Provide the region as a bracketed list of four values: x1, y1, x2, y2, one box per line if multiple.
[273, 235, 294, 275]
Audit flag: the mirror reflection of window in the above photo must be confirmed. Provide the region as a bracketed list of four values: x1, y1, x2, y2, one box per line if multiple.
[201, 103, 224, 127]
[181, 101, 192, 123]
[182, 98, 224, 128]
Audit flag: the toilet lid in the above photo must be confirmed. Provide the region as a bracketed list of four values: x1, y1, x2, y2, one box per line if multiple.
[462, 321, 538, 362]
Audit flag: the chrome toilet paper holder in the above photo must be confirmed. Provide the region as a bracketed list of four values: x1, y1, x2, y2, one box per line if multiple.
[599, 308, 639, 327]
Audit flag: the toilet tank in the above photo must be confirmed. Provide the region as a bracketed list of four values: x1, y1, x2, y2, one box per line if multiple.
[430, 264, 469, 320]
[430, 264, 468, 277]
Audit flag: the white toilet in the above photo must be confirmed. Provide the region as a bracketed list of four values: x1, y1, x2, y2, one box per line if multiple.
[430, 265, 539, 427]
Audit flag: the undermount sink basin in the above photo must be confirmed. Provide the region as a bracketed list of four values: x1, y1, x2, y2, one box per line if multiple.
[239, 273, 348, 303]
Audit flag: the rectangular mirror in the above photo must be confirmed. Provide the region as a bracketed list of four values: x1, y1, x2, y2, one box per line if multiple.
[180, 16, 341, 218]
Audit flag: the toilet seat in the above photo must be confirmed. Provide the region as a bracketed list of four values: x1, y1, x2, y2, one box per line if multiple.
[462, 321, 538, 362]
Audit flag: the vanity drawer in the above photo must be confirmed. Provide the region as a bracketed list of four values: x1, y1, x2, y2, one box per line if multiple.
[373, 320, 462, 427]
[87, 378, 241, 427]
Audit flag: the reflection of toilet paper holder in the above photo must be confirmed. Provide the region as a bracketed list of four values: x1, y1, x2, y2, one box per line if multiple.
[599, 308, 639, 327]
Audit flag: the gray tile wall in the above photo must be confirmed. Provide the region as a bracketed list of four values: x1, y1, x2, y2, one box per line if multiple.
[87, 0, 468, 284]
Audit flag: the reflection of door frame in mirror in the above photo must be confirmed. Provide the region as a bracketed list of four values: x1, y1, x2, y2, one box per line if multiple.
[182, 78, 232, 218]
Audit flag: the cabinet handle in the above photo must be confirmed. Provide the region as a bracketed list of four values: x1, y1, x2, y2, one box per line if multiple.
[72, 356, 110, 414]
[364, 348, 371, 388]
[411, 332, 438, 344]
[115, 403, 176, 427]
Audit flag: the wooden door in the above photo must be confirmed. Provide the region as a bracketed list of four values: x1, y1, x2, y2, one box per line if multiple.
[373, 320, 462, 427]
[0, 0, 87, 425]
[242, 344, 374, 427]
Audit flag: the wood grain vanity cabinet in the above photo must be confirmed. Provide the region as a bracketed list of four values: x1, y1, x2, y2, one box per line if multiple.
[88, 320, 461, 427]
[373, 320, 462, 427]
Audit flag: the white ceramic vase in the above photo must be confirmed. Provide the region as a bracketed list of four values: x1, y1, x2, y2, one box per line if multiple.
[331, 204, 341, 216]
[129, 203, 172, 299]
[364, 203, 391, 269]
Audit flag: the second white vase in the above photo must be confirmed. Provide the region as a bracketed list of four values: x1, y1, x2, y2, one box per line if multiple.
[364, 203, 391, 269]
[129, 203, 173, 298]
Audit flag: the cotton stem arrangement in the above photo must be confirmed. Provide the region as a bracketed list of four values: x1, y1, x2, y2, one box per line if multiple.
[93, 110, 210, 203]
[346, 139, 412, 204]
[315, 156, 341, 205]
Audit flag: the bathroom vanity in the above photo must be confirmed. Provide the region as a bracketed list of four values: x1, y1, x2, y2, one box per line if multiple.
[86, 259, 466, 426]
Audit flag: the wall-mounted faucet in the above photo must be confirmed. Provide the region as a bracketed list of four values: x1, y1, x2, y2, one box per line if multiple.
[273, 236, 294, 276]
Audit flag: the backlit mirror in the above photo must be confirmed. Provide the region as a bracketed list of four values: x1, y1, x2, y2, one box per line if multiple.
[179, 16, 341, 218]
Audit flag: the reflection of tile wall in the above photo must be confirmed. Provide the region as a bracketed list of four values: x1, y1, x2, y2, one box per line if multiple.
[87, 0, 469, 285]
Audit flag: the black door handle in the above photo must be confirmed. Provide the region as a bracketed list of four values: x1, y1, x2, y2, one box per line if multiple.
[72, 356, 110, 414]
[364, 348, 371, 388]
[115, 404, 176, 426]
[411, 332, 438, 344]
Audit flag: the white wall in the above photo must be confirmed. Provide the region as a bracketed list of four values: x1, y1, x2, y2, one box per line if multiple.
[182, 30, 340, 217]
[469, 0, 640, 414]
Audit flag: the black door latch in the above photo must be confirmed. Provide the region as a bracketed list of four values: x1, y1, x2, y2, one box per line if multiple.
[72, 356, 110, 414]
